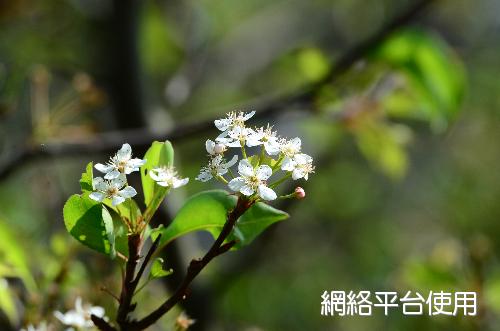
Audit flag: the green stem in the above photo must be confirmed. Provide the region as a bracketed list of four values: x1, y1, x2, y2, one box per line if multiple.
[240, 141, 247, 159]
[216, 175, 228, 184]
[259, 145, 266, 165]
[270, 172, 291, 188]
[272, 155, 284, 172]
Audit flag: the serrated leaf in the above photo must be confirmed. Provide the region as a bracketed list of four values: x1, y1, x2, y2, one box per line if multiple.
[149, 257, 173, 279]
[63, 194, 115, 257]
[141, 141, 174, 218]
[80, 162, 93, 192]
[157, 190, 289, 250]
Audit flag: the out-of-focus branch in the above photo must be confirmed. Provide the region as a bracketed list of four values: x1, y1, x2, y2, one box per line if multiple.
[0, 0, 434, 182]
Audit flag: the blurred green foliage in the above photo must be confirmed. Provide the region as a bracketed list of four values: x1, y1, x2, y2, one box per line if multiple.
[1, 0, 500, 330]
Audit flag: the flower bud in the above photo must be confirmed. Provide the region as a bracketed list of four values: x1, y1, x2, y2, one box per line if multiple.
[294, 187, 305, 199]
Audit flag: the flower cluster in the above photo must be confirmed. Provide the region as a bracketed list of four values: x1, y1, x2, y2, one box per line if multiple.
[53, 297, 106, 330]
[89, 143, 188, 206]
[196, 111, 314, 201]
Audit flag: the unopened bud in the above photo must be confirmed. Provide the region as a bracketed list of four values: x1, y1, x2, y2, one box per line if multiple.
[294, 187, 305, 199]
[214, 144, 226, 154]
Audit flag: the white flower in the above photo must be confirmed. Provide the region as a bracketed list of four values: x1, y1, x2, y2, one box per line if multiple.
[279, 137, 301, 171]
[150, 166, 189, 188]
[89, 174, 137, 206]
[214, 110, 255, 135]
[95, 143, 146, 179]
[282, 153, 315, 180]
[249, 125, 281, 155]
[54, 297, 106, 330]
[228, 159, 277, 201]
[205, 139, 227, 155]
[196, 155, 238, 182]
[217, 126, 259, 148]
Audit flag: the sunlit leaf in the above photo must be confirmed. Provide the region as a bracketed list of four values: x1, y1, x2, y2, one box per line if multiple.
[156, 190, 289, 250]
[149, 257, 173, 279]
[63, 194, 115, 257]
[79, 162, 93, 192]
[373, 29, 465, 130]
[141, 141, 174, 213]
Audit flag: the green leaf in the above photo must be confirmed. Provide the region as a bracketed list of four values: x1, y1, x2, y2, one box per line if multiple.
[141, 141, 174, 209]
[157, 190, 289, 250]
[80, 162, 93, 192]
[104, 198, 142, 226]
[373, 29, 465, 130]
[63, 194, 115, 257]
[149, 257, 173, 279]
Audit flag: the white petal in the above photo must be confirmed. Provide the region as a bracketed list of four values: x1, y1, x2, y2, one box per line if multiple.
[228, 177, 245, 191]
[93, 177, 106, 191]
[292, 168, 305, 180]
[89, 306, 105, 318]
[205, 139, 216, 155]
[225, 155, 239, 168]
[119, 186, 137, 198]
[173, 177, 189, 188]
[129, 158, 146, 167]
[258, 185, 277, 201]
[264, 140, 281, 155]
[238, 159, 254, 177]
[240, 184, 254, 196]
[256, 165, 272, 180]
[95, 163, 112, 174]
[243, 110, 256, 121]
[281, 157, 295, 171]
[214, 119, 231, 131]
[104, 169, 121, 180]
[290, 137, 301, 150]
[89, 192, 105, 202]
[294, 153, 311, 165]
[225, 139, 242, 148]
[112, 196, 126, 206]
[117, 143, 132, 160]
[157, 181, 169, 187]
[196, 171, 212, 182]
[149, 170, 161, 181]
[112, 174, 127, 188]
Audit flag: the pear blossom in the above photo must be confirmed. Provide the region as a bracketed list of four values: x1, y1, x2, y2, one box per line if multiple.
[217, 126, 258, 148]
[150, 166, 189, 188]
[249, 125, 281, 155]
[282, 153, 315, 180]
[214, 110, 255, 136]
[196, 155, 238, 182]
[279, 137, 302, 171]
[228, 159, 277, 201]
[89, 175, 137, 206]
[95, 143, 146, 179]
[54, 297, 106, 330]
[205, 139, 227, 155]
[175, 312, 196, 330]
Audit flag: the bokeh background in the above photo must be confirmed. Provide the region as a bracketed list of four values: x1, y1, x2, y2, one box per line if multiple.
[1, 0, 500, 330]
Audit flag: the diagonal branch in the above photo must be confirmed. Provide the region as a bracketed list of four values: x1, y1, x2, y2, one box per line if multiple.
[0, 0, 434, 182]
[127, 197, 253, 330]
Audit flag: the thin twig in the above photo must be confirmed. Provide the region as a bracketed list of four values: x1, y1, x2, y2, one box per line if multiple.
[128, 197, 253, 330]
[0, 0, 434, 182]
